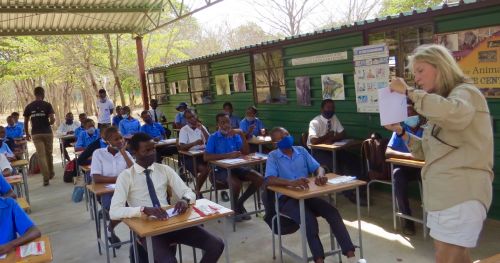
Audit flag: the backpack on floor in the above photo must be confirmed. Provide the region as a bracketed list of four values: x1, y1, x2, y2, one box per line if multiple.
[63, 159, 77, 183]
[28, 153, 40, 175]
[361, 133, 391, 181]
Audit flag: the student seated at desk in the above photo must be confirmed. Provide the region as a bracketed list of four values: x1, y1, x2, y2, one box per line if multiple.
[140, 111, 176, 163]
[112, 106, 123, 128]
[56, 112, 81, 162]
[75, 119, 100, 152]
[239, 106, 265, 139]
[266, 127, 359, 263]
[109, 133, 224, 263]
[177, 109, 209, 199]
[91, 126, 133, 247]
[223, 102, 240, 129]
[204, 113, 264, 220]
[173, 102, 188, 129]
[119, 106, 141, 137]
[385, 103, 424, 236]
[0, 127, 16, 162]
[10, 112, 24, 136]
[5, 116, 23, 142]
[74, 113, 88, 138]
[77, 128, 108, 167]
[0, 197, 41, 255]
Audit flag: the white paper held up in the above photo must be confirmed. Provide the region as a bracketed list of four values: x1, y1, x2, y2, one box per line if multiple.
[377, 87, 408, 126]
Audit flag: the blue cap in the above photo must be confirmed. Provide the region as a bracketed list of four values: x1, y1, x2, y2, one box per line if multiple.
[176, 102, 188, 110]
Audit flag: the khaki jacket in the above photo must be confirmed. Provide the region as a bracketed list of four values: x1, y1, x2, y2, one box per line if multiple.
[408, 83, 494, 212]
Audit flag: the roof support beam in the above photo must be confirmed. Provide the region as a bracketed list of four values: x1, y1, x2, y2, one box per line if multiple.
[0, 6, 162, 13]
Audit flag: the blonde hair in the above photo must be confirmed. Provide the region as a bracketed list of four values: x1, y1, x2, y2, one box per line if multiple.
[408, 44, 469, 97]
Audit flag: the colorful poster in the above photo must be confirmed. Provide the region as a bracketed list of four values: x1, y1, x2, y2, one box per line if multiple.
[295, 76, 311, 106]
[353, 44, 390, 113]
[321, 74, 345, 100]
[233, 73, 247, 92]
[215, 74, 231, 95]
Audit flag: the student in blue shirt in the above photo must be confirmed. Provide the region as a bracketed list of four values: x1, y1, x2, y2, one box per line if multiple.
[239, 106, 265, 139]
[75, 119, 100, 151]
[140, 111, 166, 140]
[74, 113, 88, 138]
[10, 112, 24, 135]
[223, 102, 240, 129]
[265, 127, 358, 263]
[174, 102, 188, 129]
[5, 116, 23, 140]
[385, 103, 424, 236]
[119, 106, 141, 137]
[112, 106, 123, 127]
[0, 127, 15, 161]
[0, 197, 41, 255]
[204, 113, 263, 220]
[0, 175, 16, 199]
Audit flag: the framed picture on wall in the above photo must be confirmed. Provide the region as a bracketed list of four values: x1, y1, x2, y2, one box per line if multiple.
[295, 76, 311, 106]
[321, 74, 345, 100]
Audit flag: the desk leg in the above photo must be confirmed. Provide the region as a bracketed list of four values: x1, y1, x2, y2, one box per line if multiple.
[101, 203, 111, 263]
[356, 187, 363, 258]
[390, 163, 397, 230]
[299, 199, 308, 263]
[275, 192, 283, 263]
[332, 150, 337, 173]
[131, 232, 139, 263]
[227, 169, 236, 232]
[91, 192, 102, 255]
[224, 216, 231, 263]
[21, 165, 30, 203]
[146, 236, 154, 263]
[258, 145, 262, 153]
[193, 156, 198, 190]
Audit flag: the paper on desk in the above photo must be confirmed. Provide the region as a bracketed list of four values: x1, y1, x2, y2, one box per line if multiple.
[333, 139, 352, 146]
[327, 176, 357, 185]
[0, 254, 5, 259]
[377, 87, 408, 126]
[218, 158, 246, 165]
[17, 241, 45, 258]
[160, 139, 177, 144]
[105, 184, 116, 189]
[166, 207, 179, 217]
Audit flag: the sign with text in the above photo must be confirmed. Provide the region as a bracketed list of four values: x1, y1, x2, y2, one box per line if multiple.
[291, 51, 348, 66]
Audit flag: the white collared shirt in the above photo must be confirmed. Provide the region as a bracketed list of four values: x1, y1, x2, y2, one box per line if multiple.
[148, 109, 165, 123]
[307, 114, 344, 147]
[90, 148, 133, 178]
[97, 98, 114, 124]
[178, 125, 208, 151]
[110, 162, 196, 220]
[56, 121, 81, 137]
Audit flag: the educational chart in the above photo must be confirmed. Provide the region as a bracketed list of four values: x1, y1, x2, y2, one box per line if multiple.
[353, 44, 390, 113]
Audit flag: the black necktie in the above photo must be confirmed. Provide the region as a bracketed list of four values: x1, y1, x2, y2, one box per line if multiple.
[153, 110, 158, 122]
[144, 169, 160, 208]
[327, 119, 332, 132]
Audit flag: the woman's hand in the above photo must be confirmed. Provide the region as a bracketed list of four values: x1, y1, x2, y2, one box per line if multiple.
[389, 77, 409, 95]
[384, 123, 403, 134]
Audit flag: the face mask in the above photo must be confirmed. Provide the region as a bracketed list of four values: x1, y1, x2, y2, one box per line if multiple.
[322, 110, 334, 120]
[404, 115, 420, 128]
[246, 117, 255, 122]
[66, 119, 73, 125]
[122, 114, 129, 119]
[87, 127, 96, 135]
[100, 98, 106, 103]
[138, 152, 156, 168]
[224, 111, 231, 116]
[219, 128, 229, 135]
[145, 118, 153, 124]
[277, 135, 294, 150]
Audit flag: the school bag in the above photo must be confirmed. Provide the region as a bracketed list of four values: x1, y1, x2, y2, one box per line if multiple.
[361, 133, 391, 181]
[28, 153, 40, 175]
[63, 159, 78, 183]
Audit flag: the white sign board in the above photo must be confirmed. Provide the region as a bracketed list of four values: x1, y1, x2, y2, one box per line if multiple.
[291, 51, 348, 66]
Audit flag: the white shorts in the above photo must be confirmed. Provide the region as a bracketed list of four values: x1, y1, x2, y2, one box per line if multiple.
[427, 200, 486, 248]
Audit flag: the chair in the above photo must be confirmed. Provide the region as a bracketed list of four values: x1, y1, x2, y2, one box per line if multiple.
[300, 132, 309, 153]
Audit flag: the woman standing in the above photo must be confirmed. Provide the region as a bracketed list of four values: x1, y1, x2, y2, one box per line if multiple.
[385, 44, 493, 263]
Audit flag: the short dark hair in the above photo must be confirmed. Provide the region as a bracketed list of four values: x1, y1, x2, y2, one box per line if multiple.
[79, 113, 87, 118]
[11, 112, 19, 117]
[103, 126, 119, 140]
[122, 106, 131, 113]
[34, 86, 44, 97]
[115, 106, 122, 110]
[215, 112, 227, 123]
[129, 132, 152, 152]
[140, 110, 150, 116]
[84, 119, 94, 126]
[98, 89, 106, 94]
[247, 106, 257, 114]
[6, 116, 13, 121]
[270, 127, 287, 137]
[150, 99, 158, 103]
[320, 99, 334, 109]
[223, 102, 233, 109]
[65, 112, 73, 117]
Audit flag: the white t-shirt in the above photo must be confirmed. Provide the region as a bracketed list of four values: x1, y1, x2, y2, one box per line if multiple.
[97, 99, 114, 124]
[307, 114, 344, 147]
[178, 125, 208, 151]
[148, 109, 165, 123]
[90, 148, 133, 178]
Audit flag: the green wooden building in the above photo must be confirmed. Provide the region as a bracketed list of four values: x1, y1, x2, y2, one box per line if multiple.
[146, 0, 500, 219]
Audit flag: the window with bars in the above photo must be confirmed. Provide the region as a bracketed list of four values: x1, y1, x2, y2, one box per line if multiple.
[252, 49, 286, 104]
[147, 71, 168, 104]
[188, 64, 212, 104]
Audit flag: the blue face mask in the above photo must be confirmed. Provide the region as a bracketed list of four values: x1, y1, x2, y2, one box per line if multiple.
[277, 135, 294, 150]
[404, 115, 420, 128]
[87, 127, 96, 135]
[122, 114, 129, 119]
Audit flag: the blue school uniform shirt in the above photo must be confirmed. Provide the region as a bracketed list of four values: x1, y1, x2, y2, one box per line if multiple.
[5, 125, 23, 139]
[140, 123, 165, 140]
[175, 112, 186, 126]
[74, 126, 85, 138]
[387, 124, 423, 153]
[228, 115, 240, 129]
[0, 175, 13, 196]
[0, 197, 35, 246]
[15, 122, 24, 134]
[240, 118, 264, 137]
[265, 146, 320, 181]
[0, 142, 13, 157]
[75, 130, 100, 149]
[205, 131, 242, 154]
[119, 118, 141, 137]
[112, 115, 123, 127]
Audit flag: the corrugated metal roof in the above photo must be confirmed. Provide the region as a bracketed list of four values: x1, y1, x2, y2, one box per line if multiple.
[0, 0, 222, 36]
[148, 0, 499, 72]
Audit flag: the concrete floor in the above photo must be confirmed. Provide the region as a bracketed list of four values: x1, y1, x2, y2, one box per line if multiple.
[23, 157, 500, 263]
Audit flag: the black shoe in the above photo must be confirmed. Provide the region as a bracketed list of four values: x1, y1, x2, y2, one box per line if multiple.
[344, 192, 367, 207]
[220, 191, 230, 202]
[43, 181, 49, 186]
[235, 207, 251, 221]
[108, 232, 122, 249]
[403, 221, 416, 236]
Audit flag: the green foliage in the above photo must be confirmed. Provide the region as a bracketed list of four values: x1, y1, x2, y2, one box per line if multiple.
[379, 0, 443, 17]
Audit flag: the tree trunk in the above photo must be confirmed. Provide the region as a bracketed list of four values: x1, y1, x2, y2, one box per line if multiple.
[105, 34, 126, 106]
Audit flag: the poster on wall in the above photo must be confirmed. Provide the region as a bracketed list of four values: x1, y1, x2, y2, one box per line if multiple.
[321, 74, 345, 100]
[178, 80, 189, 93]
[233, 73, 247, 92]
[353, 44, 390, 113]
[295, 76, 311, 106]
[435, 26, 500, 98]
[169, 82, 177, 95]
[215, 74, 231, 95]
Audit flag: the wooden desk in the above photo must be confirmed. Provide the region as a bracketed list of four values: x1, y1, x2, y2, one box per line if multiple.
[59, 135, 76, 167]
[248, 136, 272, 153]
[268, 173, 366, 262]
[17, 197, 30, 213]
[309, 140, 361, 172]
[477, 253, 500, 263]
[123, 199, 233, 263]
[385, 157, 426, 237]
[154, 138, 177, 148]
[10, 160, 30, 204]
[80, 165, 91, 173]
[0, 236, 53, 263]
[178, 150, 205, 180]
